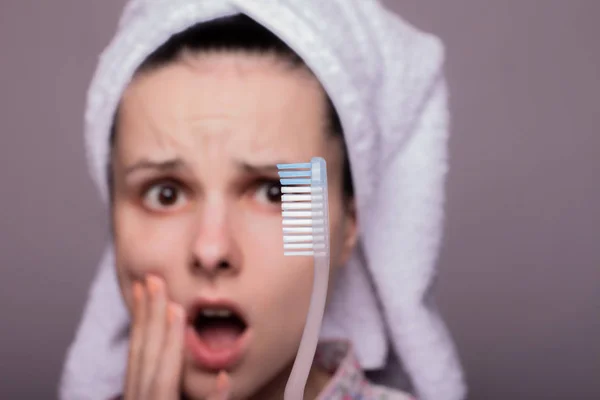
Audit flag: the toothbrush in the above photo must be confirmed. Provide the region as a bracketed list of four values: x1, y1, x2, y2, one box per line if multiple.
[277, 157, 330, 400]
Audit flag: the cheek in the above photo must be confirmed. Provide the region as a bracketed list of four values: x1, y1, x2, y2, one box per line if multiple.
[113, 207, 193, 302]
[327, 195, 350, 263]
[238, 210, 315, 326]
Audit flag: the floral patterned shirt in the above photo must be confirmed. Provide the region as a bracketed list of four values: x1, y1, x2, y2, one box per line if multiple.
[314, 340, 414, 400]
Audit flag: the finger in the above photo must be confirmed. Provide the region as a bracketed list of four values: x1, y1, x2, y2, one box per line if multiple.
[124, 281, 147, 400]
[138, 275, 168, 398]
[151, 303, 186, 399]
[208, 371, 231, 400]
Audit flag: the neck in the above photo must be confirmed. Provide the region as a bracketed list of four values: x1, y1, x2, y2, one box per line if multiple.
[248, 362, 332, 400]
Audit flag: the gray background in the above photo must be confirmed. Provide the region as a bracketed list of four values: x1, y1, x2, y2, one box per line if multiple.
[1, 0, 598, 399]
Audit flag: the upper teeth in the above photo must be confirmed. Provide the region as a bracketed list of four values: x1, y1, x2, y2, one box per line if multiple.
[201, 308, 233, 317]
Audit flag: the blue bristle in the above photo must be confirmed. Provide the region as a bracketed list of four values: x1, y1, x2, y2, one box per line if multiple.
[278, 170, 312, 178]
[276, 163, 312, 170]
[280, 178, 312, 185]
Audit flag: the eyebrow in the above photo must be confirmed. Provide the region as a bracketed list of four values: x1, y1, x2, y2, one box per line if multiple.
[237, 160, 292, 174]
[124, 158, 185, 175]
[123, 158, 294, 176]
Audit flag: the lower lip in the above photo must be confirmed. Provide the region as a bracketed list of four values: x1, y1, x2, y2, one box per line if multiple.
[185, 326, 251, 371]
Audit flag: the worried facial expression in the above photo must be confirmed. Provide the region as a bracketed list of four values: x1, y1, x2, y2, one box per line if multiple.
[110, 51, 358, 399]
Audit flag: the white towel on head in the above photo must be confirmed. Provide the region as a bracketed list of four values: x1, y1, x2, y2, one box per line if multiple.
[59, 0, 467, 399]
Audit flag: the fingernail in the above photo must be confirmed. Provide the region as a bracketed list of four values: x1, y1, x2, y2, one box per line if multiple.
[132, 282, 142, 302]
[146, 275, 162, 295]
[216, 371, 230, 399]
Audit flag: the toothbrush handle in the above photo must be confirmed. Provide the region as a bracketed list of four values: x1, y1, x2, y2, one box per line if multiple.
[284, 254, 330, 400]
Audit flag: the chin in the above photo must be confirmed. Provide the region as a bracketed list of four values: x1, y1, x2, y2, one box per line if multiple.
[181, 364, 243, 400]
[182, 360, 287, 400]
[181, 368, 218, 399]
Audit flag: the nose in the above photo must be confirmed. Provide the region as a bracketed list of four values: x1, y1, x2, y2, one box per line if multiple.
[190, 196, 241, 277]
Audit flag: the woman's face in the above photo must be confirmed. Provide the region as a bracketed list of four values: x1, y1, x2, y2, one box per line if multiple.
[111, 51, 357, 399]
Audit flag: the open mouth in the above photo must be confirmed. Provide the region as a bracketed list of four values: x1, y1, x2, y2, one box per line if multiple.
[185, 300, 250, 370]
[191, 307, 247, 349]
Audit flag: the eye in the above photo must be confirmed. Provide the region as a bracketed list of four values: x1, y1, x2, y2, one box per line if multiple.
[254, 179, 282, 205]
[143, 181, 187, 211]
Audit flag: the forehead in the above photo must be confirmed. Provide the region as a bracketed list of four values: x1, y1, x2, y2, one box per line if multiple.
[115, 52, 331, 164]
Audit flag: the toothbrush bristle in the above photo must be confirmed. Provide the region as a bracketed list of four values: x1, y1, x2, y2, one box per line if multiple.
[277, 161, 326, 257]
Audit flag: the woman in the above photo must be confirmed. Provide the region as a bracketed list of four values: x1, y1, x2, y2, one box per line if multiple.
[60, 1, 466, 400]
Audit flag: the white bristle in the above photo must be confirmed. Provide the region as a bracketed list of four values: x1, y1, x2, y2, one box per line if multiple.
[281, 194, 311, 202]
[283, 227, 312, 233]
[281, 187, 311, 193]
[282, 235, 324, 243]
[283, 211, 312, 218]
[284, 243, 313, 249]
[282, 203, 311, 211]
[284, 251, 315, 256]
[283, 235, 313, 243]
[282, 210, 324, 218]
[284, 243, 326, 250]
[282, 227, 324, 234]
[281, 186, 322, 194]
[282, 219, 314, 226]
[281, 202, 323, 211]
[281, 194, 324, 202]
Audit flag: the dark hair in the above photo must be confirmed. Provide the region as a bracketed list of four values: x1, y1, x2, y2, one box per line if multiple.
[108, 14, 354, 199]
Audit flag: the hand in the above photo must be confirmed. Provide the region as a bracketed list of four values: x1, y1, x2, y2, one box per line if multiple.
[123, 275, 231, 400]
